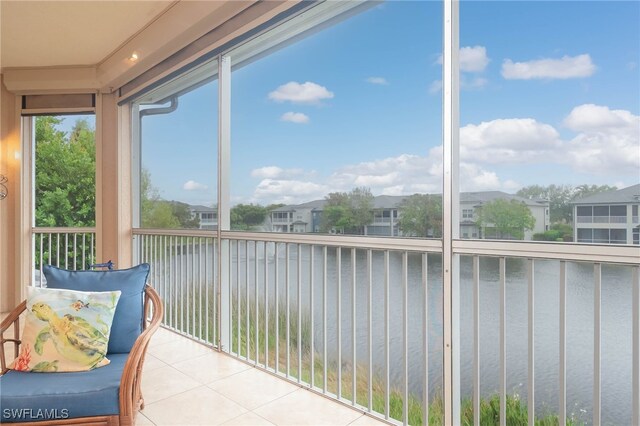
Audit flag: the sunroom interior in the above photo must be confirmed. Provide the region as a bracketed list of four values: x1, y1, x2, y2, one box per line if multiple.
[1, 1, 639, 425]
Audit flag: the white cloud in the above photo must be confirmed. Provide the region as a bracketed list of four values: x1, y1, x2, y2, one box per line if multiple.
[253, 179, 329, 205]
[268, 81, 334, 104]
[563, 103, 637, 133]
[437, 46, 490, 72]
[366, 77, 389, 85]
[563, 104, 639, 175]
[460, 105, 639, 175]
[251, 166, 305, 179]
[240, 105, 637, 205]
[429, 80, 443, 95]
[354, 172, 400, 187]
[501, 54, 596, 80]
[281, 112, 310, 124]
[183, 180, 208, 191]
[460, 46, 490, 72]
[460, 118, 562, 163]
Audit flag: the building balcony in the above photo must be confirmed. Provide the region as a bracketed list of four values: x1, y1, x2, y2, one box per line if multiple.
[576, 215, 628, 224]
[17, 228, 640, 425]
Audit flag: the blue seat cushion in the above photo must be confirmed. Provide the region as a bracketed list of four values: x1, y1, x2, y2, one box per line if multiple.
[43, 264, 150, 354]
[0, 353, 127, 422]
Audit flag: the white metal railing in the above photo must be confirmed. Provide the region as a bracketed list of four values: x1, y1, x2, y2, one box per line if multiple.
[372, 217, 393, 224]
[32, 227, 96, 286]
[135, 229, 217, 346]
[272, 217, 291, 223]
[133, 229, 640, 425]
[224, 237, 440, 426]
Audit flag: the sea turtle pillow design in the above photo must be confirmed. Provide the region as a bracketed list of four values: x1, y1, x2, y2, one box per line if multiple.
[11, 286, 121, 372]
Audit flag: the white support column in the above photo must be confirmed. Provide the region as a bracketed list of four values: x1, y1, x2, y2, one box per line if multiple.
[218, 55, 232, 351]
[443, 0, 460, 424]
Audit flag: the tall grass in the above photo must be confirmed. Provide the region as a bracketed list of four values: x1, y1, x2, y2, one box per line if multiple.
[227, 295, 584, 425]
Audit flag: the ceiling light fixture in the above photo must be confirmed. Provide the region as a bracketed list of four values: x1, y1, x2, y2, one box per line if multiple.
[129, 52, 139, 62]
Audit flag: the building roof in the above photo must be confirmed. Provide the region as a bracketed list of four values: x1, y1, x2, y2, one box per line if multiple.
[372, 195, 408, 209]
[571, 184, 640, 205]
[189, 204, 216, 213]
[272, 199, 327, 212]
[460, 191, 547, 207]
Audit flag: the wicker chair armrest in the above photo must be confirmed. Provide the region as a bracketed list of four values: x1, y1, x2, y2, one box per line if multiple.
[1, 300, 27, 375]
[118, 285, 163, 421]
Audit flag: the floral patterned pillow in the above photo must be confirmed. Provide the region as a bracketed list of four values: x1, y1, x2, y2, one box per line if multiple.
[11, 287, 121, 372]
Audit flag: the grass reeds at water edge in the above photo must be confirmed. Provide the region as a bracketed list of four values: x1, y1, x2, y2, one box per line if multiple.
[228, 296, 585, 426]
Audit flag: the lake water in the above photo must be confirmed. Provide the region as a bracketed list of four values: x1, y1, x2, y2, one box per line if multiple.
[156, 242, 636, 425]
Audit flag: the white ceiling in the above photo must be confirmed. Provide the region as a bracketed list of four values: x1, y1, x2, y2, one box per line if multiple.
[0, 1, 175, 69]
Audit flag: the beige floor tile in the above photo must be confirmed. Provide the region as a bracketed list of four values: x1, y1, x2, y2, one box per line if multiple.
[142, 386, 247, 426]
[141, 365, 201, 404]
[221, 412, 275, 426]
[172, 351, 251, 384]
[347, 414, 389, 426]
[253, 389, 363, 426]
[143, 353, 168, 373]
[135, 412, 156, 425]
[208, 368, 299, 410]
[148, 327, 189, 349]
[148, 337, 213, 365]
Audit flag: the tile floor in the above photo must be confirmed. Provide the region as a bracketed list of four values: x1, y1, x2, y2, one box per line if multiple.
[138, 327, 389, 426]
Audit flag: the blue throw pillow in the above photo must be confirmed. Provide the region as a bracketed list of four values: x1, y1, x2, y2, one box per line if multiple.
[42, 264, 150, 354]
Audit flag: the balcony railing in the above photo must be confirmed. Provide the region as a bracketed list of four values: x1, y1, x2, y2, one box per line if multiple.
[132, 229, 640, 426]
[271, 217, 291, 224]
[577, 215, 628, 224]
[32, 227, 96, 287]
[26, 226, 640, 424]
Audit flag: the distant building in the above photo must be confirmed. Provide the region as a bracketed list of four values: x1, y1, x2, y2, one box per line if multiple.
[366, 195, 406, 236]
[572, 184, 640, 245]
[269, 191, 549, 240]
[189, 205, 217, 230]
[460, 191, 549, 240]
[270, 200, 325, 233]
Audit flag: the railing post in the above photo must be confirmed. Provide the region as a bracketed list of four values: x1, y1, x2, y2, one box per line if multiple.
[217, 55, 232, 351]
[443, 0, 461, 424]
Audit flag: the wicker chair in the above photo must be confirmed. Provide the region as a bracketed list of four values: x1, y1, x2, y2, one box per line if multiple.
[0, 285, 163, 426]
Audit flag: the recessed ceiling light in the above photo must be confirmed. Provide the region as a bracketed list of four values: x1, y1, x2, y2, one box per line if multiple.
[129, 53, 139, 62]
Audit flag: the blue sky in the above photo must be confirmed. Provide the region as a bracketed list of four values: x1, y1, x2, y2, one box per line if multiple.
[62, 1, 640, 207]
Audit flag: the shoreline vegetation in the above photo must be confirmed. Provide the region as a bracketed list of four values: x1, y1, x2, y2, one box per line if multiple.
[166, 292, 586, 425]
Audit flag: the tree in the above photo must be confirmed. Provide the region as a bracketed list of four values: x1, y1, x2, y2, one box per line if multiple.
[475, 199, 535, 240]
[35, 117, 96, 227]
[517, 184, 617, 224]
[516, 184, 573, 224]
[533, 223, 573, 242]
[170, 201, 200, 229]
[231, 204, 269, 230]
[320, 187, 374, 234]
[140, 169, 179, 229]
[573, 184, 617, 201]
[397, 194, 442, 237]
[349, 187, 375, 234]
